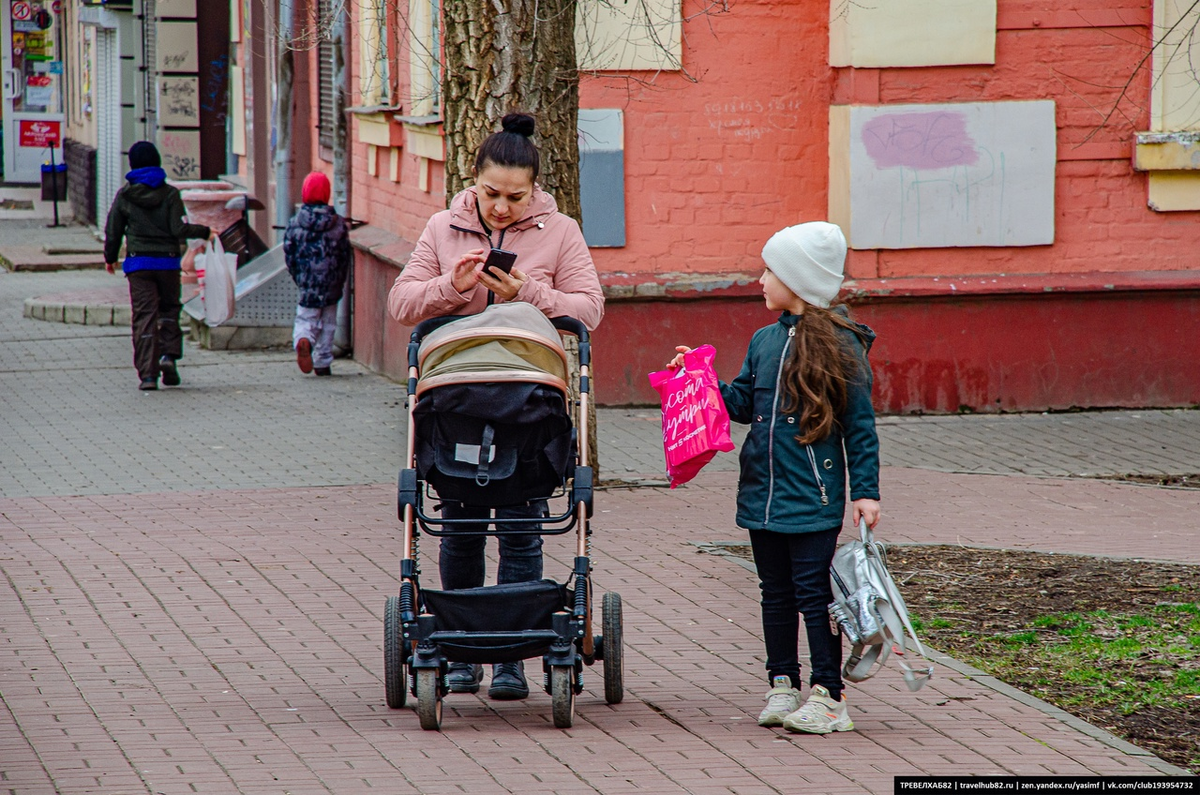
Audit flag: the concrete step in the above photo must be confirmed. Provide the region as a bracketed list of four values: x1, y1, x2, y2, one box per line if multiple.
[1, 245, 106, 271]
[22, 284, 202, 326]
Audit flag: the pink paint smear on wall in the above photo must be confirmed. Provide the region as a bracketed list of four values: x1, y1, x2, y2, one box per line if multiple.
[862, 111, 980, 170]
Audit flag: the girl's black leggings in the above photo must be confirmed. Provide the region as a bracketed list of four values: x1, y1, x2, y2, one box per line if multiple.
[748, 526, 844, 701]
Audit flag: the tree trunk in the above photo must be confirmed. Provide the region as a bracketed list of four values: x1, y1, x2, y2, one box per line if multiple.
[442, 0, 581, 222]
[442, 0, 594, 476]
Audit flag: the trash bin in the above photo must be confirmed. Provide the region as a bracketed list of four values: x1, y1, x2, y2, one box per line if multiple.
[41, 163, 67, 202]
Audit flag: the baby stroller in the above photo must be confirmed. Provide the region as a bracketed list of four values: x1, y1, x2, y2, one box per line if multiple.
[384, 302, 624, 730]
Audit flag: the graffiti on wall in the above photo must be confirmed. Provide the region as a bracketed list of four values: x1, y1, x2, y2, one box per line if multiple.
[158, 130, 201, 180]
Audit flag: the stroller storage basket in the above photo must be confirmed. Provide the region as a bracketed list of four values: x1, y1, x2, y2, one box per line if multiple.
[421, 579, 569, 664]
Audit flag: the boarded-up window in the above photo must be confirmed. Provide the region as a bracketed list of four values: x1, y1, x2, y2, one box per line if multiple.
[577, 0, 680, 72]
[578, 109, 625, 247]
[317, 0, 336, 149]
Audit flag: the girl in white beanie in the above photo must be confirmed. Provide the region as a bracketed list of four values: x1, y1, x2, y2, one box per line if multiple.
[669, 221, 881, 734]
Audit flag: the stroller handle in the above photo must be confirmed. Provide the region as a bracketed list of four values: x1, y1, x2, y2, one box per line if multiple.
[408, 314, 590, 368]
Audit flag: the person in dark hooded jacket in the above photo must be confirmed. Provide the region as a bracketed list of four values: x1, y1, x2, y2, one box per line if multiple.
[283, 172, 351, 376]
[104, 141, 213, 390]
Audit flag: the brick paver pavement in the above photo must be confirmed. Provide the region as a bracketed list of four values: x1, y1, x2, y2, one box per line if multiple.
[3, 250, 1198, 793]
[2, 474, 1192, 795]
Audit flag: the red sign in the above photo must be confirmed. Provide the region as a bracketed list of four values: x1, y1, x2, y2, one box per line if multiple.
[18, 120, 60, 148]
[11, 2, 31, 21]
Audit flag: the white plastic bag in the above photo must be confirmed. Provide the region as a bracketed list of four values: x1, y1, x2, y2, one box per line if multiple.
[199, 237, 237, 326]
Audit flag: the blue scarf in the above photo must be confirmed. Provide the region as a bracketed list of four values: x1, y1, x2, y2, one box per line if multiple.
[126, 166, 167, 188]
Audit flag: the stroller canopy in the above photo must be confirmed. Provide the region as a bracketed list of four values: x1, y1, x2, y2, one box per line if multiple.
[416, 303, 570, 397]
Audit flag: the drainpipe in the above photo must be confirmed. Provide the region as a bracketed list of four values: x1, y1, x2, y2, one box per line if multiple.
[274, 0, 295, 244]
[332, 2, 352, 356]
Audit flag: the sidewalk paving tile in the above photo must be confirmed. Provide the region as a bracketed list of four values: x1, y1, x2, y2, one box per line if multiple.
[4, 252, 1200, 792]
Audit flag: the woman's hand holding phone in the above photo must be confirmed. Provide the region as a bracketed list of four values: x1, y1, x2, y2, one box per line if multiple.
[478, 264, 527, 301]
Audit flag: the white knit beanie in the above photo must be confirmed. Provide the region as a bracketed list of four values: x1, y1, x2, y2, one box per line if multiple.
[760, 222, 847, 309]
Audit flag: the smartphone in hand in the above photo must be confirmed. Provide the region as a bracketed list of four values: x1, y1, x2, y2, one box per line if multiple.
[484, 248, 517, 276]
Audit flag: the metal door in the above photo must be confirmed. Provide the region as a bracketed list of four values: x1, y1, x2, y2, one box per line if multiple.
[94, 25, 119, 221]
[1, 0, 66, 184]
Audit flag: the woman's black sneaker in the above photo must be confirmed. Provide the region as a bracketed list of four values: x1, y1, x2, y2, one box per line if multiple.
[446, 662, 484, 693]
[139, 378, 158, 391]
[159, 356, 180, 386]
[488, 662, 529, 700]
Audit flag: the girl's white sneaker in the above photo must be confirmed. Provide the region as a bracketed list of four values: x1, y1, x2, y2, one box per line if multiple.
[782, 685, 854, 734]
[757, 676, 802, 726]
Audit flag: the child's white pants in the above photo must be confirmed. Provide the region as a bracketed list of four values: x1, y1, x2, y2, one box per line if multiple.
[293, 304, 338, 368]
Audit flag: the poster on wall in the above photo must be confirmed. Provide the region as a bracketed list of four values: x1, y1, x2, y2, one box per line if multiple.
[158, 130, 202, 180]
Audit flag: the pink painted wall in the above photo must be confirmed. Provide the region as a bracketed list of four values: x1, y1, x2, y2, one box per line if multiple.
[581, 1, 832, 276]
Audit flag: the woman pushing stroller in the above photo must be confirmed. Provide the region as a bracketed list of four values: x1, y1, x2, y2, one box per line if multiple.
[388, 113, 604, 699]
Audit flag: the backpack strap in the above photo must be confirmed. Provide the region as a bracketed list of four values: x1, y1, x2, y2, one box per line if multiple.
[474, 424, 495, 486]
[843, 640, 888, 682]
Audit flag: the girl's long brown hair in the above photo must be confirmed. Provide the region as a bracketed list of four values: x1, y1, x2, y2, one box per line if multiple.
[779, 303, 868, 445]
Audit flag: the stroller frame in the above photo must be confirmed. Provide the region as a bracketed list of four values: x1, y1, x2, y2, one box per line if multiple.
[384, 313, 624, 730]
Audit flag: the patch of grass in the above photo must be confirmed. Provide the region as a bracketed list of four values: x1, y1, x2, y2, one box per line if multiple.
[917, 605, 1200, 714]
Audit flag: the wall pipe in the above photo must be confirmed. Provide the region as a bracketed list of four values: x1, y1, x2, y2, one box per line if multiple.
[274, 0, 295, 245]
[332, 0, 352, 355]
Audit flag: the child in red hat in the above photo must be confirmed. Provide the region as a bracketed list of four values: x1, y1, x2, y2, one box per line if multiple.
[283, 172, 350, 376]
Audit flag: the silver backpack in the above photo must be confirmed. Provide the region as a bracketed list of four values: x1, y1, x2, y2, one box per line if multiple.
[829, 518, 934, 691]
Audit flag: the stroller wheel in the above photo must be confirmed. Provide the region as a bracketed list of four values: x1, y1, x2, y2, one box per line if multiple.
[415, 668, 443, 730]
[602, 592, 624, 705]
[550, 666, 575, 728]
[383, 596, 407, 709]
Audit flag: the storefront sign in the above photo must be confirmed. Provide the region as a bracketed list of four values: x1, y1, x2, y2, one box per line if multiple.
[18, 120, 61, 148]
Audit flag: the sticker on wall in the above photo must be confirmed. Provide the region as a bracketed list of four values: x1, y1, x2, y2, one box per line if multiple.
[158, 130, 202, 180]
[829, 100, 1057, 249]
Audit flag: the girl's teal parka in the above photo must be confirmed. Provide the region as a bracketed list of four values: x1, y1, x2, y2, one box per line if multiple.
[719, 311, 880, 534]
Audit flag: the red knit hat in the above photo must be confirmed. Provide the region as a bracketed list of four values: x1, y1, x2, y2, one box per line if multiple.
[301, 172, 331, 205]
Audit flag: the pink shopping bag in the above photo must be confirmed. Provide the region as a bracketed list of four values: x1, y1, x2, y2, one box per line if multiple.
[648, 344, 736, 488]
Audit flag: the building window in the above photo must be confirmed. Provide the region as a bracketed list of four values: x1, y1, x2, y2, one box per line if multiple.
[409, 0, 440, 115]
[360, 0, 391, 106]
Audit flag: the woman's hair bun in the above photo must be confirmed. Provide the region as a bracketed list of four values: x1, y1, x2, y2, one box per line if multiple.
[501, 113, 536, 138]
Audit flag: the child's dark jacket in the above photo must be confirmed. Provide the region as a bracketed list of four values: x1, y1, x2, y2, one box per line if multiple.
[103, 169, 210, 266]
[284, 203, 351, 308]
[720, 311, 880, 534]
